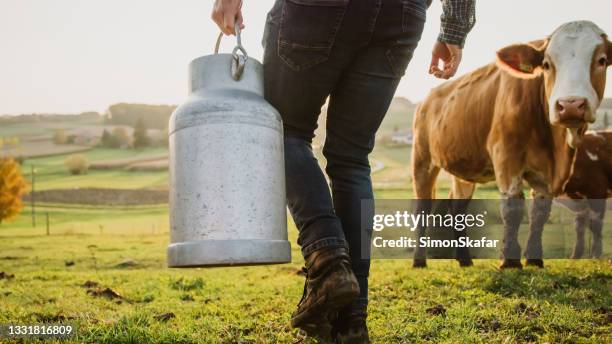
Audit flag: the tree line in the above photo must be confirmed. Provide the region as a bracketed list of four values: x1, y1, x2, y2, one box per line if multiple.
[105, 103, 175, 130]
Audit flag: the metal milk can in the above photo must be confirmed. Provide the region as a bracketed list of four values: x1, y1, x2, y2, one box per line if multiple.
[167, 26, 290, 267]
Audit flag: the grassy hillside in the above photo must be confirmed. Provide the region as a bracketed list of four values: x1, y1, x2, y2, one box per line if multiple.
[313, 97, 416, 145]
[378, 97, 417, 135]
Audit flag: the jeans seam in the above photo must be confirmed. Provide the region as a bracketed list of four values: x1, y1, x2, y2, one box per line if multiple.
[364, 0, 382, 45]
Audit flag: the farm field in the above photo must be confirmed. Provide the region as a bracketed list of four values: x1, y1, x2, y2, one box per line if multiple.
[0, 209, 610, 343]
[1, 168, 609, 343]
[1, 103, 611, 343]
[21, 148, 169, 191]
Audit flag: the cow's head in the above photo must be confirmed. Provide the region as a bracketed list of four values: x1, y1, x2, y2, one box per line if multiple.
[496, 21, 611, 147]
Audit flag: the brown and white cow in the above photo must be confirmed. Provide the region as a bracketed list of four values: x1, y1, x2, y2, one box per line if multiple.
[556, 130, 612, 259]
[411, 21, 611, 268]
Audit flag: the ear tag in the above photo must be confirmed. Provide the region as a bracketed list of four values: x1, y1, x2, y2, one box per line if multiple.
[519, 63, 534, 73]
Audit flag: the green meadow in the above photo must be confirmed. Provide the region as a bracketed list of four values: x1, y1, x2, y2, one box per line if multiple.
[0, 210, 610, 343]
[0, 115, 610, 343]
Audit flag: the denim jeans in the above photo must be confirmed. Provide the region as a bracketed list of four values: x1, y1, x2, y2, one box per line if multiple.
[263, 0, 426, 310]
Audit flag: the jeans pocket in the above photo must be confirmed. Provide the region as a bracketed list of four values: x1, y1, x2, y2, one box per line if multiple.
[402, 0, 426, 31]
[386, 40, 419, 78]
[278, 0, 349, 71]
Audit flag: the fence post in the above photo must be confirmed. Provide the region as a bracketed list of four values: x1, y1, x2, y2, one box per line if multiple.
[46, 212, 49, 235]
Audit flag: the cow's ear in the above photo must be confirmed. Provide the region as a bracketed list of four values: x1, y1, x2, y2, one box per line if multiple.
[496, 40, 548, 79]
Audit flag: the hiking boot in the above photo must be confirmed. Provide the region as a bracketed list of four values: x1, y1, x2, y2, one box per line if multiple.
[332, 309, 370, 344]
[291, 247, 360, 339]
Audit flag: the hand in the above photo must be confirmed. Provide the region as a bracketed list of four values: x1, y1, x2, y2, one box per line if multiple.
[429, 41, 463, 79]
[212, 0, 245, 35]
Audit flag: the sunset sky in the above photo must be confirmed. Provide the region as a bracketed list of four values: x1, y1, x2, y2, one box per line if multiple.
[1, 0, 611, 115]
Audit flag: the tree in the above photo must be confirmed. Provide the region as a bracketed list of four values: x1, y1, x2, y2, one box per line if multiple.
[100, 129, 111, 147]
[0, 158, 28, 225]
[105, 103, 175, 129]
[53, 129, 68, 144]
[112, 127, 130, 148]
[132, 117, 150, 149]
[64, 154, 89, 175]
[100, 129, 120, 148]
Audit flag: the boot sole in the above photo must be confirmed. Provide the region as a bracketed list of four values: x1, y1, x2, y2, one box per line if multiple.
[291, 281, 360, 335]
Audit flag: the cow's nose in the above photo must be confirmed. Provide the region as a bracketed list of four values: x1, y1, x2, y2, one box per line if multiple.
[555, 97, 587, 122]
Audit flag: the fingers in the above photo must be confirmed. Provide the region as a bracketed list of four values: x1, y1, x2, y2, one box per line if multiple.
[223, 11, 237, 35]
[441, 45, 462, 79]
[430, 44, 463, 79]
[430, 41, 449, 79]
[211, 6, 227, 34]
[429, 54, 444, 78]
[236, 10, 245, 30]
[440, 57, 459, 79]
[211, 0, 243, 35]
[442, 50, 462, 79]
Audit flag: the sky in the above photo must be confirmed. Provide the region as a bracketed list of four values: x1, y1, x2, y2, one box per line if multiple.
[0, 0, 611, 115]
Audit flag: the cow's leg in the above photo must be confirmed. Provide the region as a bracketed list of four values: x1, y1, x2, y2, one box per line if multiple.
[524, 192, 552, 268]
[588, 199, 605, 258]
[496, 175, 525, 269]
[449, 177, 475, 267]
[490, 140, 526, 269]
[571, 206, 589, 259]
[411, 143, 440, 268]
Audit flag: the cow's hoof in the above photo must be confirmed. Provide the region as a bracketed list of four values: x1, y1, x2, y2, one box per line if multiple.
[590, 246, 602, 259]
[499, 259, 523, 269]
[412, 259, 427, 268]
[457, 258, 474, 267]
[525, 259, 544, 268]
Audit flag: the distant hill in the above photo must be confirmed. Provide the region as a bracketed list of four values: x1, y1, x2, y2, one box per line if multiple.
[1, 103, 176, 130]
[0, 112, 101, 125]
[313, 97, 417, 146]
[378, 97, 417, 136]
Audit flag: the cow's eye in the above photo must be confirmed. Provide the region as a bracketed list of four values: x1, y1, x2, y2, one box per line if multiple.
[599, 56, 608, 66]
[542, 61, 550, 71]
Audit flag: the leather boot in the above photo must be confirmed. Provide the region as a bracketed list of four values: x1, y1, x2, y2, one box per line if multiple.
[291, 247, 360, 339]
[333, 308, 370, 344]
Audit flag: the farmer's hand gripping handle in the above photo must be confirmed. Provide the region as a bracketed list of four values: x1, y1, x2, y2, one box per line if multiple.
[211, 0, 244, 35]
[214, 22, 248, 81]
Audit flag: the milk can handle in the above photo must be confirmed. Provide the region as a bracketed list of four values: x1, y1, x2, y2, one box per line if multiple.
[214, 22, 248, 81]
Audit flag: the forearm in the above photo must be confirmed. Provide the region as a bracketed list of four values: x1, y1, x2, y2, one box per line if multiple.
[438, 0, 476, 48]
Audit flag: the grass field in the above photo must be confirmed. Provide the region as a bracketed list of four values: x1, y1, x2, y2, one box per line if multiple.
[21, 148, 169, 191]
[0, 209, 609, 344]
[0, 203, 610, 343]
[1, 117, 610, 343]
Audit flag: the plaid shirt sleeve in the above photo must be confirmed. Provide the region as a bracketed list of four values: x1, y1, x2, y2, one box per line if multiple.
[437, 0, 476, 48]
